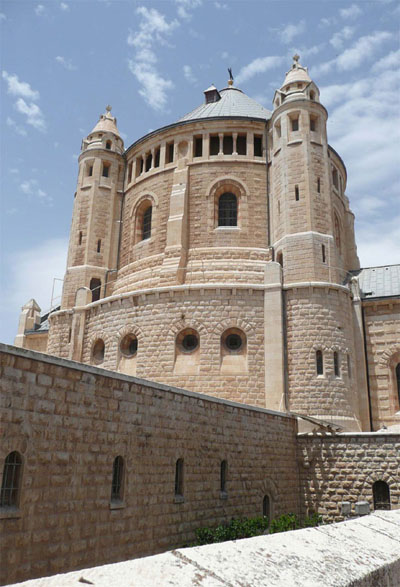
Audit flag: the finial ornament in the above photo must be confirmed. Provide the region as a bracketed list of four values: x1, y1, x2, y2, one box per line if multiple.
[106, 105, 112, 113]
[228, 67, 234, 86]
[293, 54, 300, 64]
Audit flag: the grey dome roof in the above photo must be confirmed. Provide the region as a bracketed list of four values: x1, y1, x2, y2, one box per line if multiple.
[178, 86, 271, 122]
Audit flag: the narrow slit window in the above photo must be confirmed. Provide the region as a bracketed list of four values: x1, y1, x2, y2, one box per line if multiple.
[210, 135, 219, 156]
[317, 177, 321, 193]
[175, 458, 184, 498]
[145, 152, 152, 172]
[262, 495, 270, 520]
[79, 231, 82, 245]
[334, 351, 340, 377]
[166, 142, 174, 163]
[276, 252, 283, 267]
[106, 140, 112, 150]
[128, 162, 133, 183]
[347, 354, 352, 379]
[310, 116, 317, 132]
[295, 185, 300, 201]
[154, 148, 160, 168]
[332, 168, 339, 189]
[194, 136, 203, 158]
[254, 135, 263, 157]
[218, 192, 237, 227]
[142, 206, 152, 240]
[237, 134, 247, 155]
[220, 460, 227, 494]
[322, 244, 326, 263]
[0, 451, 22, 508]
[111, 456, 124, 502]
[90, 278, 101, 303]
[102, 163, 110, 178]
[291, 116, 299, 132]
[97, 239, 101, 253]
[316, 350, 323, 375]
[396, 363, 400, 406]
[87, 164, 93, 177]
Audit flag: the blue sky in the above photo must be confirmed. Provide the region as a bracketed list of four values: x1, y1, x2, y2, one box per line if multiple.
[1, 0, 399, 344]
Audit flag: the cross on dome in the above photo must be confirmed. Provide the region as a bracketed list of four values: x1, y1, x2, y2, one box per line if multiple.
[106, 105, 112, 113]
[293, 54, 300, 64]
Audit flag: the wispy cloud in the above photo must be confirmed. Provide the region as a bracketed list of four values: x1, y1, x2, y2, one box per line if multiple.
[2, 71, 40, 100]
[330, 26, 355, 50]
[175, 0, 202, 20]
[15, 98, 46, 131]
[127, 6, 179, 111]
[183, 64, 197, 84]
[214, 1, 228, 9]
[6, 117, 27, 136]
[55, 55, 77, 71]
[275, 20, 306, 44]
[371, 48, 400, 72]
[235, 56, 284, 85]
[35, 4, 45, 16]
[340, 4, 362, 20]
[60, 2, 69, 11]
[319, 16, 337, 28]
[0, 12, 6, 20]
[19, 179, 52, 204]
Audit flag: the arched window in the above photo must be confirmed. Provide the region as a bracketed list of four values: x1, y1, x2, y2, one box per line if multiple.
[111, 456, 124, 502]
[175, 458, 184, 498]
[220, 460, 227, 495]
[92, 338, 105, 364]
[334, 213, 341, 253]
[142, 205, 152, 240]
[105, 140, 112, 150]
[396, 363, 400, 406]
[1, 451, 22, 508]
[316, 350, 323, 375]
[90, 278, 101, 302]
[218, 192, 237, 227]
[373, 480, 390, 510]
[262, 494, 271, 520]
[334, 351, 340, 377]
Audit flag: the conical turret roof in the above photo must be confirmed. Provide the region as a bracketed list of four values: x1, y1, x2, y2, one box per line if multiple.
[281, 55, 312, 87]
[90, 105, 121, 137]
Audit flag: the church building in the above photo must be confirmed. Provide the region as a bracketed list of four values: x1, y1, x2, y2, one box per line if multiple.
[15, 56, 400, 432]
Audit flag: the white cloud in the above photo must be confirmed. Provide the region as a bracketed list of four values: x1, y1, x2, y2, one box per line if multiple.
[371, 49, 400, 72]
[183, 64, 197, 84]
[127, 6, 178, 111]
[19, 179, 53, 204]
[60, 2, 69, 11]
[214, 2, 228, 9]
[0, 12, 6, 20]
[0, 237, 68, 344]
[6, 116, 28, 136]
[330, 26, 355, 50]
[55, 55, 77, 71]
[221, 51, 229, 60]
[319, 16, 337, 28]
[277, 20, 306, 44]
[15, 98, 46, 131]
[235, 56, 284, 85]
[2, 71, 40, 100]
[175, 0, 202, 20]
[340, 3, 362, 20]
[35, 4, 45, 16]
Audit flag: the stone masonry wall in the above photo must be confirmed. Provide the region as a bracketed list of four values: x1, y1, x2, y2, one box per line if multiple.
[298, 433, 400, 522]
[0, 344, 299, 585]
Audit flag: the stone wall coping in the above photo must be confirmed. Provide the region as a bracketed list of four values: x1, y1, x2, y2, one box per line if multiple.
[51, 280, 350, 318]
[298, 431, 400, 438]
[0, 343, 296, 423]
[273, 230, 335, 249]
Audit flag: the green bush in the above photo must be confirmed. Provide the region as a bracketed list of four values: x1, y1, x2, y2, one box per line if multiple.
[194, 513, 322, 546]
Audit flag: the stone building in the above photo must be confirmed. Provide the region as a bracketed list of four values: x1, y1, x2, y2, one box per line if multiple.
[14, 56, 400, 432]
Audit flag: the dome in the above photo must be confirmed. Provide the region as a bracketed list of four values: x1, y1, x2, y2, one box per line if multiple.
[178, 86, 271, 122]
[281, 55, 312, 88]
[90, 105, 121, 137]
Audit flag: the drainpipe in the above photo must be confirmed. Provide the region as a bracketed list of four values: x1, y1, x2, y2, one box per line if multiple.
[361, 305, 374, 431]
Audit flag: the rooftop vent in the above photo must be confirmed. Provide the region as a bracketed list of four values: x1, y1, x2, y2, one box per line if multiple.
[204, 84, 221, 105]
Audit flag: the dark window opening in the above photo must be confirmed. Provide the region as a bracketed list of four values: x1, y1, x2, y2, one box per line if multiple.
[332, 168, 339, 189]
[225, 333, 242, 351]
[92, 339, 105, 363]
[220, 460, 227, 494]
[373, 480, 390, 510]
[68, 327, 72, 343]
[142, 206, 152, 240]
[223, 135, 233, 155]
[102, 163, 110, 178]
[0, 451, 22, 508]
[194, 136, 203, 158]
[166, 142, 174, 164]
[276, 252, 283, 267]
[90, 278, 101, 303]
[396, 363, 400, 406]
[317, 177, 321, 193]
[154, 148, 160, 168]
[295, 185, 300, 201]
[87, 165, 93, 177]
[128, 162, 133, 183]
[210, 135, 219, 156]
[262, 495, 270, 520]
[120, 334, 138, 358]
[182, 334, 199, 352]
[111, 456, 124, 502]
[322, 244, 326, 263]
[347, 354, 352, 379]
[237, 134, 247, 155]
[254, 135, 263, 157]
[97, 239, 101, 253]
[79, 231, 82, 245]
[145, 153, 152, 172]
[106, 140, 112, 150]
[334, 351, 340, 377]
[316, 350, 323, 375]
[218, 192, 237, 227]
[310, 116, 317, 132]
[310, 90, 316, 101]
[175, 458, 184, 498]
[291, 117, 299, 132]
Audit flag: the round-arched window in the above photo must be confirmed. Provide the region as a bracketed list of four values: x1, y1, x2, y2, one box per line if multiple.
[221, 329, 246, 353]
[92, 339, 105, 363]
[176, 329, 199, 353]
[120, 334, 138, 358]
[218, 192, 237, 227]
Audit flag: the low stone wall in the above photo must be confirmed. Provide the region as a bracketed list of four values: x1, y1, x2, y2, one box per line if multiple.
[298, 432, 400, 521]
[0, 344, 299, 585]
[8, 511, 400, 587]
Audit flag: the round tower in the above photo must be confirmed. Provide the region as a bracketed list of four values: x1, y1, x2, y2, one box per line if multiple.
[61, 107, 125, 310]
